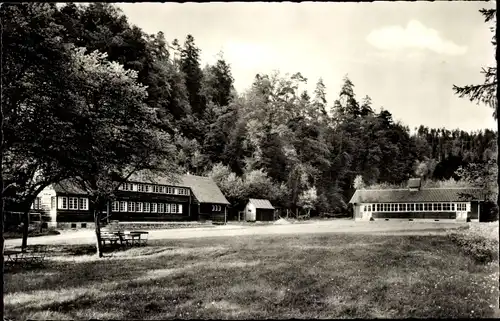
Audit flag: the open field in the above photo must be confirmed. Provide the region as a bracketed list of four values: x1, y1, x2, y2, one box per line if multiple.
[4, 225, 499, 320]
[5, 219, 469, 248]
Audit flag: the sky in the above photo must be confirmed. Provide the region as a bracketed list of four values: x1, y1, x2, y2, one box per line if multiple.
[117, 1, 497, 132]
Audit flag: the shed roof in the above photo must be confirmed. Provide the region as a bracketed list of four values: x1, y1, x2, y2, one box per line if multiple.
[407, 178, 421, 189]
[248, 198, 275, 209]
[349, 188, 485, 204]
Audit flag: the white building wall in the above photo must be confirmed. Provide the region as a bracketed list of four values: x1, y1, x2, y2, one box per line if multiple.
[36, 185, 57, 227]
[245, 203, 256, 221]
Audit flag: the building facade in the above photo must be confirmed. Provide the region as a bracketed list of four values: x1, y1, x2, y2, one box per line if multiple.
[31, 172, 230, 228]
[349, 178, 485, 222]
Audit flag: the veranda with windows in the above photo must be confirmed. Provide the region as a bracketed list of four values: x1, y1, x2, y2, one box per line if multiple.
[361, 202, 470, 213]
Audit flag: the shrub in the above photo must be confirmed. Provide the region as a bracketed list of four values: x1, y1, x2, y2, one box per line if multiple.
[447, 223, 499, 264]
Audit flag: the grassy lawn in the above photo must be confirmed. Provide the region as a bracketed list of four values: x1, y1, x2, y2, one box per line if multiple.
[4, 232, 499, 319]
[4, 228, 60, 240]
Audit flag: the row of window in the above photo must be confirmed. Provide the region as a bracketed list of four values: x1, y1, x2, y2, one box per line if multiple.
[58, 197, 89, 210]
[118, 183, 189, 196]
[362, 202, 469, 213]
[111, 201, 183, 214]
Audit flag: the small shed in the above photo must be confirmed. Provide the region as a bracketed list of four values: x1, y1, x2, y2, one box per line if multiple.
[245, 199, 275, 222]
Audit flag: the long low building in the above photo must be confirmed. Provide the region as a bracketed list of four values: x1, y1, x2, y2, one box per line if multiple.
[31, 172, 230, 228]
[349, 178, 485, 222]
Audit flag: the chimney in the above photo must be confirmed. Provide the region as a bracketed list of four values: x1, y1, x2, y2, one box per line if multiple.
[407, 178, 421, 191]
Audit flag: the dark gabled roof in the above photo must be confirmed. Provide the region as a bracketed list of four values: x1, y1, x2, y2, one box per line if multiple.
[349, 188, 485, 204]
[129, 171, 229, 204]
[127, 171, 182, 186]
[54, 171, 230, 205]
[180, 174, 230, 205]
[248, 198, 275, 209]
[53, 180, 88, 195]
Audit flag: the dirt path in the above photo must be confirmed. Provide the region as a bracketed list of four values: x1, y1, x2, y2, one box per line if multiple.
[4, 220, 466, 248]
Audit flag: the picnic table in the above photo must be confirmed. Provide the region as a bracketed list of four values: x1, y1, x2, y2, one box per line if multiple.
[116, 231, 149, 246]
[100, 228, 149, 247]
[4, 245, 48, 268]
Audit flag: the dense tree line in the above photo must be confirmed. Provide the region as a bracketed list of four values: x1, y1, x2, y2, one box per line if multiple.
[2, 3, 497, 224]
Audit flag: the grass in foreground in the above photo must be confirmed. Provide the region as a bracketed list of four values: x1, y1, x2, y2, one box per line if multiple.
[4, 232, 499, 319]
[4, 228, 60, 240]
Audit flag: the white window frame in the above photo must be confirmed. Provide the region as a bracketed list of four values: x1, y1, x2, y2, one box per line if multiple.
[159, 186, 165, 193]
[58, 197, 68, 210]
[68, 197, 78, 210]
[120, 201, 127, 212]
[171, 204, 178, 213]
[166, 187, 173, 194]
[112, 201, 119, 212]
[158, 203, 165, 213]
[143, 202, 150, 212]
[137, 184, 144, 192]
[136, 202, 142, 212]
[128, 202, 136, 212]
[79, 198, 88, 210]
[151, 203, 157, 213]
[165, 203, 170, 213]
[145, 185, 150, 193]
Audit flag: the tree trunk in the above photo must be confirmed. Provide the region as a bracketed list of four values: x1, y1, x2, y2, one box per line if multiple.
[497, 110, 499, 220]
[1, 71, 5, 321]
[0, 185, 4, 321]
[21, 209, 29, 252]
[106, 201, 110, 224]
[94, 209, 103, 258]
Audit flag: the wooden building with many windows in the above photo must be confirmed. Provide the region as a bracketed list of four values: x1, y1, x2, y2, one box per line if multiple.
[31, 172, 230, 228]
[349, 178, 485, 222]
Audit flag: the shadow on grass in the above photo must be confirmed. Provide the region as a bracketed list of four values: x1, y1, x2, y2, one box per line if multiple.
[4, 233, 499, 320]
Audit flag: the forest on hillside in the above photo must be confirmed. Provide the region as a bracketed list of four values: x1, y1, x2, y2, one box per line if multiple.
[2, 3, 497, 218]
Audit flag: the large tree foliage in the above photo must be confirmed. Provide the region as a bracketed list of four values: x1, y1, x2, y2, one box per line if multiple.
[1, 3, 179, 258]
[453, 8, 498, 214]
[1, 3, 87, 250]
[64, 48, 179, 257]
